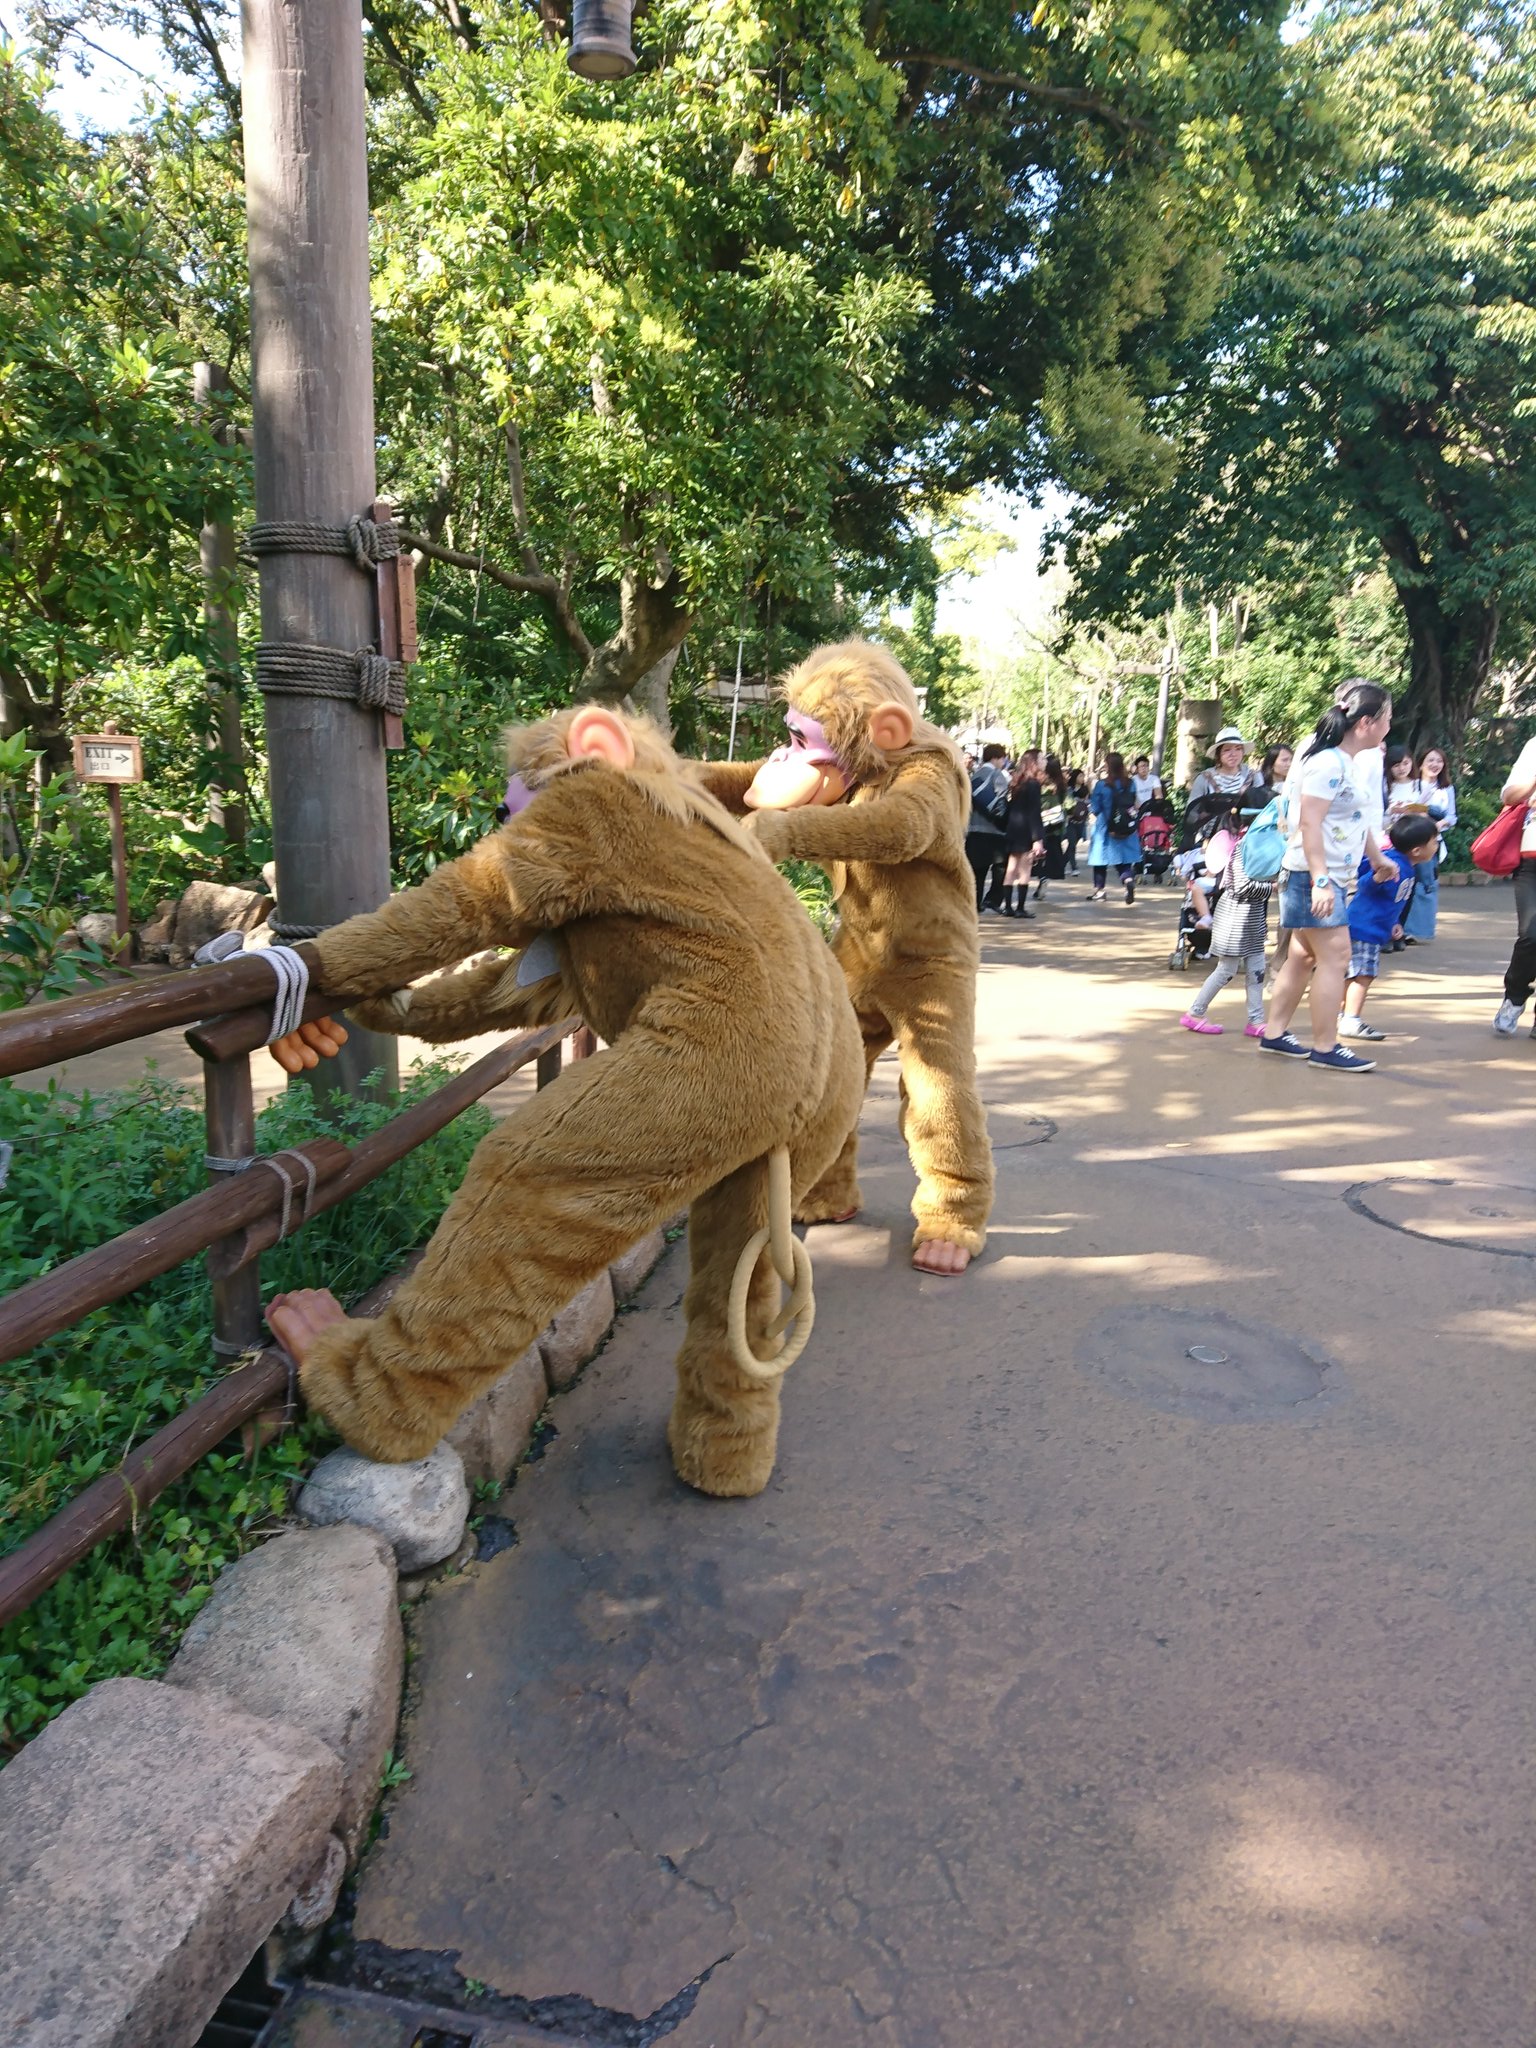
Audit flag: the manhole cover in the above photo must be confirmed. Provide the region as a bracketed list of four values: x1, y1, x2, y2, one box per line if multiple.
[1345, 1179, 1536, 1259]
[1078, 1307, 1338, 1423]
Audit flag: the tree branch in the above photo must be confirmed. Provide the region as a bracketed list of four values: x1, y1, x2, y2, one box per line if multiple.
[360, 0, 435, 123]
[503, 423, 542, 576]
[893, 53, 1155, 138]
[399, 530, 595, 663]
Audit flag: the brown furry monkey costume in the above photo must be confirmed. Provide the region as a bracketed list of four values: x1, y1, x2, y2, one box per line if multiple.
[272, 706, 864, 1498]
[695, 641, 994, 1273]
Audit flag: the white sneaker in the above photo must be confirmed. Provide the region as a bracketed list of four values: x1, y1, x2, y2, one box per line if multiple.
[1339, 1016, 1386, 1041]
[1493, 998, 1523, 1037]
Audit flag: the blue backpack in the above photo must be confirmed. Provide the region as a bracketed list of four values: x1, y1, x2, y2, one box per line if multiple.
[1239, 794, 1287, 881]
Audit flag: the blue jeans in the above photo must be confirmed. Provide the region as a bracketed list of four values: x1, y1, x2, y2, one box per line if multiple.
[1402, 859, 1438, 939]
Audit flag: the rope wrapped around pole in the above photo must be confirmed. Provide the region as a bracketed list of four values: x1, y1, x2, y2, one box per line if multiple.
[255, 641, 407, 719]
[244, 514, 401, 574]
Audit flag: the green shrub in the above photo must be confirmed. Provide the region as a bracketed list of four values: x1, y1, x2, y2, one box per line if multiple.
[0, 1062, 492, 1753]
[780, 858, 837, 937]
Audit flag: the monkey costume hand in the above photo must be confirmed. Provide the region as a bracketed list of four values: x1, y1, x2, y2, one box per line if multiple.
[269, 1016, 350, 1073]
[743, 810, 796, 862]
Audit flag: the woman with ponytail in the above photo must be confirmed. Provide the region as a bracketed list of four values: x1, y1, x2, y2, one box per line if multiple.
[1259, 681, 1398, 1073]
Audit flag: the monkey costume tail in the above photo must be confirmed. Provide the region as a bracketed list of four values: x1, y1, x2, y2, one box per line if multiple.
[726, 1147, 815, 1383]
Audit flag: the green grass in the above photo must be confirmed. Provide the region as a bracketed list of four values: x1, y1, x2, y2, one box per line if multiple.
[0, 1063, 492, 1754]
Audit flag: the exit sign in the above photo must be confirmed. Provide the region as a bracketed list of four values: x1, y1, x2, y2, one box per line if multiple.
[73, 735, 144, 783]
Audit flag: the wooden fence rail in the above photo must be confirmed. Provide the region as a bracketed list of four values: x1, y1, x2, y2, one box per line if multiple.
[0, 949, 319, 1079]
[0, 946, 583, 1626]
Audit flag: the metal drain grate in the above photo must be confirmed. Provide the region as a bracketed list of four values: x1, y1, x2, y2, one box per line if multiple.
[196, 1953, 283, 2047]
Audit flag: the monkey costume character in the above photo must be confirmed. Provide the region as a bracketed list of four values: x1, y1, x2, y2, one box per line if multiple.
[270, 706, 864, 1499]
[695, 641, 994, 1273]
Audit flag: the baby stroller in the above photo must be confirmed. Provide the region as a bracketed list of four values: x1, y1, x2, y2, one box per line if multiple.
[1137, 797, 1175, 882]
[1166, 791, 1269, 971]
[1168, 848, 1217, 972]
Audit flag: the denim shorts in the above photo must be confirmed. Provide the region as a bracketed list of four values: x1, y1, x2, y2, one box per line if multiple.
[1280, 867, 1355, 930]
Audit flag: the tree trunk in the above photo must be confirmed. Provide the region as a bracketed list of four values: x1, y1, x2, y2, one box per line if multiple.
[576, 559, 693, 705]
[629, 644, 682, 739]
[1394, 586, 1499, 755]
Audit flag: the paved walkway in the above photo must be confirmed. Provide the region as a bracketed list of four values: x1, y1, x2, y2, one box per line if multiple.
[347, 888, 1534, 2047]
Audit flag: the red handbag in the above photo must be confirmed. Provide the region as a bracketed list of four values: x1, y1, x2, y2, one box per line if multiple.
[1471, 803, 1528, 876]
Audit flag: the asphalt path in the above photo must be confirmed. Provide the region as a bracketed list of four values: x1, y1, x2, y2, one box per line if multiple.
[343, 885, 1536, 2047]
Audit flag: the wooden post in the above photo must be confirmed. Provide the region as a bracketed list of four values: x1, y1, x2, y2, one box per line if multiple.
[241, 0, 397, 1102]
[203, 1054, 265, 1358]
[1088, 681, 1102, 774]
[193, 362, 247, 854]
[105, 782, 130, 948]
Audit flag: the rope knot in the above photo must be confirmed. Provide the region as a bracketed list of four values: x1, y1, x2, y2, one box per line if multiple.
[355, 649, 405, 715]
[346, 515, 401, 574]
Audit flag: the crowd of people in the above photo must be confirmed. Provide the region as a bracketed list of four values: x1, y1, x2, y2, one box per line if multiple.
[962, 692, 1536, 1072]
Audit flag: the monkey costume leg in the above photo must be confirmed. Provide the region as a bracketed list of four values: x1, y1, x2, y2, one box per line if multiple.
[880, 962, 994, 1258]
[300, 1028, 859, 1498]
[792, 996, 893, 1225]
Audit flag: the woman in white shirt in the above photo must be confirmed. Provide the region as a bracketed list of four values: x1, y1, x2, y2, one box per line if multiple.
[1401, 745, 1456, 943]
[1492, 736, 1536, 1036]
[1260, 680, 1397, 1072]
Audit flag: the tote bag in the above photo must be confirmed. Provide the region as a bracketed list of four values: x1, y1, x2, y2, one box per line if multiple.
[1471, 803, 1527, 877]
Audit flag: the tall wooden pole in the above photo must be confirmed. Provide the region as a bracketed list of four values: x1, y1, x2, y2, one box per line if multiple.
[240, 0, 398, 1099]
[193, 362, 247, 856]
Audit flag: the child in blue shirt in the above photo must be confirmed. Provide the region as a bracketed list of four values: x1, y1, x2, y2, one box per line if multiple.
[1339, 813, 1440, 1041]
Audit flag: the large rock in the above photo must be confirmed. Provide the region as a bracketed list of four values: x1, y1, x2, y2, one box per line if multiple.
[446, 1342, 548, 1487]
[610, 1226, 668, 1302]
[541, 1268, 616, 1390]
[297, 1443, 469, 1573]
[136, 897, 179, 962]
[0, 1676, 341, 2048]
[167, 880, 273, 967]
[166, 1525, 403, 1855]
[75, 911, 121, 953]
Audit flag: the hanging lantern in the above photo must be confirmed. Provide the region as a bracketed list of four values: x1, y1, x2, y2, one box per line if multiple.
[568, 0, 636, 79]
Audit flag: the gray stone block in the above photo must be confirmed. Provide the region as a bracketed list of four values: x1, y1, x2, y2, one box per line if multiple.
[297, 1442, 469, 1573]
[610, 1226, 668, 1302]
[0, 1676, 342, 2048]
[541, 1268, 616, 1390]
[446, 1342, 548, 1486]
[167, 1525, 403, 1854]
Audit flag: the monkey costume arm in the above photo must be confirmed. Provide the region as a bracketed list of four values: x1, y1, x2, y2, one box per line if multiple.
[691, 760, 762, 815]
[310, 778, 603, 1002]
[747, 757, 955, 866]
[347, 953, 576, 1042]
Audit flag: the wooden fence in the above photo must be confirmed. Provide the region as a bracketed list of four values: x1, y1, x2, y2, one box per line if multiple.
[0, 954, 580, 1627]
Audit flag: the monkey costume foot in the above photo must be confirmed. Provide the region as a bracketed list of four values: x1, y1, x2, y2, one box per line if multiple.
[913, 1239, 971, 1276]
[667, 1386, 780, 1498]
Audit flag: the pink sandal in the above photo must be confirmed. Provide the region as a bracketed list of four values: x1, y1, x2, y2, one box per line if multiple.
[1243, 1022, 1264, 1038]
[1180, 1013, 1223, 1035]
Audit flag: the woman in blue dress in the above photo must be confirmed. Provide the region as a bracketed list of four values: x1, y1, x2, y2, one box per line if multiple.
[1087, 751, 1143, 904]
[1401, 745, 1456, 942]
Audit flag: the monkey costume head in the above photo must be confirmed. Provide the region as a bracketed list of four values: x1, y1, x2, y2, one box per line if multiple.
[744, 640, 957, 812]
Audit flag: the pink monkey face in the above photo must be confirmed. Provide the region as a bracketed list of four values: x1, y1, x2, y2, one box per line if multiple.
[743, 711, 852, 811]
[496, 773, 537, 824]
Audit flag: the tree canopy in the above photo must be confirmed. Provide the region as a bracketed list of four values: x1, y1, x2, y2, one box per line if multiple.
[1057, 0, 1536, 751]
[0, 50, 237, 768]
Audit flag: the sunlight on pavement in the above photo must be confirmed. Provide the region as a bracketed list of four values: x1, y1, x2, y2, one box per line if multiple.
[1132, 1768, 1462, 2031]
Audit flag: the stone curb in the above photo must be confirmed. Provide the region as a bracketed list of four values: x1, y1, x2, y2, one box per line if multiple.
[0, 1227, 680, 2048]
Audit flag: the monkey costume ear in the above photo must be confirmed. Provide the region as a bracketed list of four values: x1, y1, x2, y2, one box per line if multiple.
[867, 701, 915, 756]
[567, 705, 636, 769]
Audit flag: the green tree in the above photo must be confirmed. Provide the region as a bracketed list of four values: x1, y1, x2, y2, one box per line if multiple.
[0, 52, 238, 770]
[1058, 0, 1536, 751]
